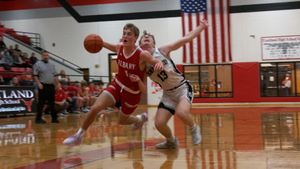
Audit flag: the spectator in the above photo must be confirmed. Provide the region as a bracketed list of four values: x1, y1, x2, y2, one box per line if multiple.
[14, 44, 22, 54]
[0, 75, 4, 85]
[19, 70, 33, 86]
[58, 69, 70, 84]
[63, 82, 80, 114]
[20, 52, 31, 67]
[88, 82, 102, 105]
[55, 82, 69, 116]
[0, 36, 6, 51]
[29, 52, 38, 65]
[282, 73, 292, 96]
[77, 80, 90, 113]
[0, 49, 13, 68]
[11, 76, 20, 86]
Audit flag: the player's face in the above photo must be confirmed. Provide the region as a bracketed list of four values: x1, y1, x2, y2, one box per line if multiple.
[121, 29, 137, 47]
[140, 34, 155, 48]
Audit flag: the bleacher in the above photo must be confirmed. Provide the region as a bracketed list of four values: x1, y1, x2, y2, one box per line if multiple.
[0, 23, 32, 46]
[0, 67, 33, 85]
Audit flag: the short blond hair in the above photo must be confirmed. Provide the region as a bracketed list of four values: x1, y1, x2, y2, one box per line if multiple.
[123, 23, 140, 38]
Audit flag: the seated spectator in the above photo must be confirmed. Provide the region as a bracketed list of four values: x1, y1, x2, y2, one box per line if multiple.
[29, 52, 38, 65]
[8, 45, 14, 55]
[89, 81, 102, 96]
[63, 82, 80, 114]
[10, 48, 22, 67]
[55, 82, 69, 116]
[0, 49, 14, 68]
[19, 52, 31, 67]
[0, 75, 4, 85]
[58, 69, 70, 84]
[19, 71, 33, 86]
[14, 44, 22, 54]
[10, 76, 20, 86]
[88, 82, 102, 105]
[0, 36, 6, 51]
[78, 80, 90, 112]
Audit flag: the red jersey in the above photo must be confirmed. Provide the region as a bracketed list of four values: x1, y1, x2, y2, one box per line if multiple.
[55, 88, 68, 102]
[65, 85, 78, 97]
[115, 46, 145, 91]
[89, 85, 102, 96]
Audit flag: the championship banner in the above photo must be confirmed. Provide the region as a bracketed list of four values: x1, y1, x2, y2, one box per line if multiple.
[0, 86, 36, 114]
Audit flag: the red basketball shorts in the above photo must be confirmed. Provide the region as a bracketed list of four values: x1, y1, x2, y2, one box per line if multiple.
[104, 80, 141, 115]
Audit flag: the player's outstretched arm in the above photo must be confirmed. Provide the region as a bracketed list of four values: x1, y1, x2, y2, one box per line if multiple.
[160, 20, 208, 56]
[103, 41, 118, 52]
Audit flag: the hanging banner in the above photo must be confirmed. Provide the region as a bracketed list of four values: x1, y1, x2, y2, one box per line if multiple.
[0, 86, 36, 114]
[261, 35, 300, 60]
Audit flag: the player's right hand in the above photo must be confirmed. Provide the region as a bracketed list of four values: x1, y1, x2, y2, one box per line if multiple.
[154, 60, 164, 71]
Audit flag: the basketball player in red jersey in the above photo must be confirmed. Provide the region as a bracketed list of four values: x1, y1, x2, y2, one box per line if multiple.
[63, 23, 163, 146]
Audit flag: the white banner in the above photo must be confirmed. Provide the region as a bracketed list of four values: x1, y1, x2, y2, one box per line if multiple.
[261, 35, 300, 60]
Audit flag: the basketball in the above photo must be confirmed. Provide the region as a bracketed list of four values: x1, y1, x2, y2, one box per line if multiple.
[84, 34, 103, 53]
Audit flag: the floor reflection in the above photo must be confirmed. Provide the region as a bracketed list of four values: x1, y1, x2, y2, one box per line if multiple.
[0, 107, 300, 168]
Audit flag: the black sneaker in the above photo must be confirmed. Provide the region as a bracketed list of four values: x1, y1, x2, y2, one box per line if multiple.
[51, 119, 59, 123]
[35, 119, 46, 124]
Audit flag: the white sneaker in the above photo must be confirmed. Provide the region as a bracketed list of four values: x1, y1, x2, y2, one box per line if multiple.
[133, 112, 148, 130]
[191, 125, 201, 145]
[155, 138, 179, 149]
[63, 135, 82, 146]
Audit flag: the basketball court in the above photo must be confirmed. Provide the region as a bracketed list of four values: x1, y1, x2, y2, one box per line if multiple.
[1, 105, 300, 169]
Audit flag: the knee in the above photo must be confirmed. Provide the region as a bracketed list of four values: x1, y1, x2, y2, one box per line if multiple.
[176, 110, 187, 117]
[90, 105, 101, 114]
[155, 120, 165, 129]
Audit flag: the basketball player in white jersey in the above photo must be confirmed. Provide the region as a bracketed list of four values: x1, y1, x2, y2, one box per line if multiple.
[139, 20, 208, 149]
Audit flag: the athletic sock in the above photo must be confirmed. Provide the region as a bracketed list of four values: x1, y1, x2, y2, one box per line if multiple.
[75, 128, 85, 137]
[190, 124, 197, 131]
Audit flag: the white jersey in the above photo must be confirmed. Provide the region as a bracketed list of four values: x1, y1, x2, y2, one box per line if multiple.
[146, 48, 185, 90]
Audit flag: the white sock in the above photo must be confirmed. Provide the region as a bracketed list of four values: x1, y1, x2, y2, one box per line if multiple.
[190, 124, 197, 131]
[75, 128, 85, 137]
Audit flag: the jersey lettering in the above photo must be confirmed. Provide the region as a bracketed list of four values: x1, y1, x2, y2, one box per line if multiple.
[118, 60, 136, 70]
[157, 70, 168, 81]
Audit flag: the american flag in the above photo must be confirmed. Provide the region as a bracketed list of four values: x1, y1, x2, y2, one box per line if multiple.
[180, 0, 231, 64]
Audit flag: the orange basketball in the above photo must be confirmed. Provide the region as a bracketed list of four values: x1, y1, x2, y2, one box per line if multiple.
[84, 34, 103, 53]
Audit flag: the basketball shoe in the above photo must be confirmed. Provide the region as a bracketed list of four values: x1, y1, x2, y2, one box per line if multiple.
[133, 112, 148, 130]
[63, 135, 82, 146]
[191, 125, 201, 145]
[155, 137, 179, 149]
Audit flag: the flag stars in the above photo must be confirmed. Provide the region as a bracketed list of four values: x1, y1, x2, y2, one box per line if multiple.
[180, 0, 207, 13]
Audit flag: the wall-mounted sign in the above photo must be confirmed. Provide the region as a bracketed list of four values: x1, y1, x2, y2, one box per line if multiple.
[261, 35, 300, 60]
[0, 86, 36, 114]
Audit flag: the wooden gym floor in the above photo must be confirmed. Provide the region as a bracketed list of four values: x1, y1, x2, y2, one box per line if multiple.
[1, 105, 300, 169]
